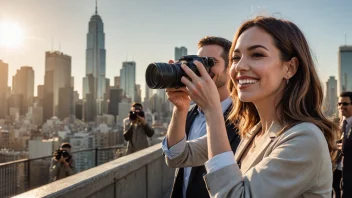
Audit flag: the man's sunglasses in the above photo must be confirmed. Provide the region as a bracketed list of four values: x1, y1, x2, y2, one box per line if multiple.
[338, 102, 352, 106]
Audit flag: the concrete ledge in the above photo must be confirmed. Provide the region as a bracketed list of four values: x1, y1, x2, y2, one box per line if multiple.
[14, 143, 174, 198]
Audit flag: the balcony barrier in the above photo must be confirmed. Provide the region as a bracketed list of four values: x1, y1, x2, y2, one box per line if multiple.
[0, 145, 125, 198]
[13, 144, 175, 198]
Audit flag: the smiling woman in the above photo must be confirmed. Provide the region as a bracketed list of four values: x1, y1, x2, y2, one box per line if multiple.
[0, 22, 24, 48]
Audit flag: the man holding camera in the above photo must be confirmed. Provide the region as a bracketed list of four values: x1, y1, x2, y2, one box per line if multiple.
[49, 143, 76, 182]
[123, 102, 154, 155]
[161, 36, 241, 198]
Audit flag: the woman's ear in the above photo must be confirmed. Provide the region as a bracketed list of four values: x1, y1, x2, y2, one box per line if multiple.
[284, 57, 299, 79]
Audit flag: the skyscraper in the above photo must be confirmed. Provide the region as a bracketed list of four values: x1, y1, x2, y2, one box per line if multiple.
[12, 66, 34, 115]
[135, 84, 141, 103]
[37, 85, 44, 99]
[43, 69, 54, 121]
[144, 83, 153, 111]
[114, 76, 120, 88]
[324, 76, 338, 117]
[175, 46, 188, 60]
[0, 60, 8, 118]
[108, 88, 123, 118]
[58, 86, 74, 120]
[120, 61, 136, 102]
[75, 100, 83, 120]
[9, 94, 23, 118]
[338, 46, 352, 93]
[44, 51, 72, 120]
[83, 74, 96, 122]
[83, 2, 107, 120]
[32, 106, 43, 125]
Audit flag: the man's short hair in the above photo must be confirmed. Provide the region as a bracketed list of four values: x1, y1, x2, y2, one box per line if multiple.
[61, 142, 71, 149]
[132, 102, 143, 109]
[198, 36, 232, 68]
[340, 91, 352, 102]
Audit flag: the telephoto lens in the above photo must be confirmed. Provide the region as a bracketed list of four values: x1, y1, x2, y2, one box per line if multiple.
[145, 55, 214, 89]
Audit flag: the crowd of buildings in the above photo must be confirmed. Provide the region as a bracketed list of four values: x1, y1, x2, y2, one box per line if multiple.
[0, 4, 189, 197]
[0, 4, 188, 167]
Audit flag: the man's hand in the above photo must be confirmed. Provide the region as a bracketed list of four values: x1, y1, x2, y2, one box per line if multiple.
[59, 155, 66, 163]
[166, 86, 191, 111]
[165, 60, 191, 111]
[63, 159, 70, 167]
[137, 115, 146, 124]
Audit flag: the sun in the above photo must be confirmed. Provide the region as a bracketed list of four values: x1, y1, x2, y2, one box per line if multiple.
[0, 22, 25, 48]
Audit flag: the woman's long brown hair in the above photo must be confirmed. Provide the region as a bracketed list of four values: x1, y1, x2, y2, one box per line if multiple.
[228, 16, 339, 160]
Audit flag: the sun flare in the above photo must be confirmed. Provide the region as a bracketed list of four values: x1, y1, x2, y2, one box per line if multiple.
[0, 22, 24, 48]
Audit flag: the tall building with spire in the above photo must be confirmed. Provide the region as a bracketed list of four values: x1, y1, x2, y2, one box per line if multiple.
[83, 1, 107, 121]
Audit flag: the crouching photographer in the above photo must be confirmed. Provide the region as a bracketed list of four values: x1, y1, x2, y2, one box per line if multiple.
[123, 102, 154, 155]
[49, 143, 76, 182]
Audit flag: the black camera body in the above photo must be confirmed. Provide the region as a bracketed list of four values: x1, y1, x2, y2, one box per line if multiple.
[54, 149, 70, 161]
[129, 109, 145, 121]
[145, 55, 215, 89]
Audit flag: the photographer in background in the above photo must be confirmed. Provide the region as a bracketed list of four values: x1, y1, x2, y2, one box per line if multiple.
[49, 143, 76, 182]
[123, 102, 154, 155]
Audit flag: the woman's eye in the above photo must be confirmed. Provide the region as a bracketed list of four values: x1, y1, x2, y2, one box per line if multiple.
[231, 56, 241, 62]
[252, 53, 264, 58]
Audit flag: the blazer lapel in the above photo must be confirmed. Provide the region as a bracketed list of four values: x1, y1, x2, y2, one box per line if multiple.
[235, 122, 282, 174]
[348, 127, 352, 139]
[235, 123, 262, 162]
[224, 105, 238, 145]
[185, 105, 199, 138]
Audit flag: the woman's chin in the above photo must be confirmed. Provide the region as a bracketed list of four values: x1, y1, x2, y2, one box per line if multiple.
[238, 93, 254, 103]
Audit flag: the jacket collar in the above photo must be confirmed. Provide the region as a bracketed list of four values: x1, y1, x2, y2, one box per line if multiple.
[234, 121, 282, 173]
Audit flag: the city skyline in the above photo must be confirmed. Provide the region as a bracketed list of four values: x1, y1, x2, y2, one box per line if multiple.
[1, 0, 352, 98]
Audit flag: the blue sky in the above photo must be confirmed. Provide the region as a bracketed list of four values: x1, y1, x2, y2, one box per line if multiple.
[0, 0, 351, 97]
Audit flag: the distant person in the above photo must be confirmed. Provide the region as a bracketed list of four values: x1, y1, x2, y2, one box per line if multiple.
[123, 102, 154, 154]
[338, 91, 352, 198]
[49, 143, 76, 182]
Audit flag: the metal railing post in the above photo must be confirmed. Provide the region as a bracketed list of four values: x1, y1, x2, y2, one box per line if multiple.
[95, 148, 98, 166]
[27, 159, 30, 190]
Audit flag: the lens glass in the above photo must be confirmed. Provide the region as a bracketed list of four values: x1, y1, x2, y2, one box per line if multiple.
[146, 63, 184, 89]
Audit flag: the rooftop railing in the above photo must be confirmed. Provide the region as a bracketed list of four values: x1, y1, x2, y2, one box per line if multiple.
[0, 145, 125, 198]
[13, 144, 174, 198]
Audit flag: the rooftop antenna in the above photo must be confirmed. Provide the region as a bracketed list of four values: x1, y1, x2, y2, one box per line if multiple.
[59, 41, 61, 52]
[95, 0, 98, 15]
